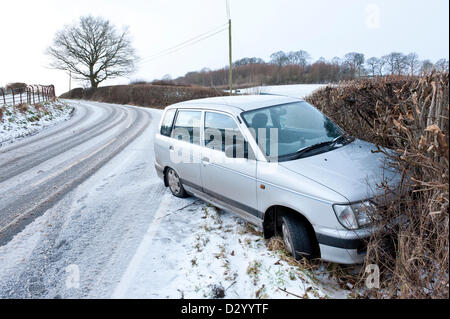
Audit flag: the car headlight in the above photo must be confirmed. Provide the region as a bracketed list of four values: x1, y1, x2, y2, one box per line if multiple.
[333, 201, 375, 230]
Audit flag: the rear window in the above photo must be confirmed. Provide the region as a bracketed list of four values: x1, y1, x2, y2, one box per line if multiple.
[171, 110, 202, 145]
[160, 109, 176, 137]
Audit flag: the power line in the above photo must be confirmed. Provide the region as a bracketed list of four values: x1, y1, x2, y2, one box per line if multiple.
[138, 23, 228, 65]
[139, 27, 228, 64]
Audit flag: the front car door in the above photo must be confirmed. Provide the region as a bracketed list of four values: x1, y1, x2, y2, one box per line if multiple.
[200, 111, 260, 218]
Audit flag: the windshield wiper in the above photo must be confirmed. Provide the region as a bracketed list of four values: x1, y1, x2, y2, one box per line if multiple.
[330, 133, 347, 145]
[294, 135, 345, 159]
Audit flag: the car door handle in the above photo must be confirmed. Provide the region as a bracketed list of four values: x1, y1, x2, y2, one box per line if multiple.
[202, 157, 210, 164]
[169, 146, 174, 151]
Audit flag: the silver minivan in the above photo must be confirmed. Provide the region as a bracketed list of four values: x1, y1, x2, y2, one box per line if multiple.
[154, 95, 399, 264]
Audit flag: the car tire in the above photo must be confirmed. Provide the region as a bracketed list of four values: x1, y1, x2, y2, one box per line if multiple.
[281, 214, 316, 261]
[166, 168, 188, 198]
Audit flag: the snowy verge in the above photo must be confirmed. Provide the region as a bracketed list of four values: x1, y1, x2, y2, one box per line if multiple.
[0, 100, 73, 146]
[120, 193, 353, 299]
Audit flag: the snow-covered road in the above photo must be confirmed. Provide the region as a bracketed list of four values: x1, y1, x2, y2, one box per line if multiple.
[0, 99, 349, 299]
[0, 101, 151, 245]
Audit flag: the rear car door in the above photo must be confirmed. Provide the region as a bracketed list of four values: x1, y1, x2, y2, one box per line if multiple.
[169, 109, 203, 189]
[154, 108, 176, 176]
[200, 111, 259, 217]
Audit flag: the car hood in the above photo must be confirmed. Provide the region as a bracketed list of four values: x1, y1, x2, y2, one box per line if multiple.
[279, 139, 401, 202]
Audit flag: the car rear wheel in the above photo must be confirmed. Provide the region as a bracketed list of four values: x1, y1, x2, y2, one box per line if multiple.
[281, 214, 315, 260]
[166, 168, 188, 198]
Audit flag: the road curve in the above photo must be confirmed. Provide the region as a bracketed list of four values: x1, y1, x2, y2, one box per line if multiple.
[0, 100, 152, 246]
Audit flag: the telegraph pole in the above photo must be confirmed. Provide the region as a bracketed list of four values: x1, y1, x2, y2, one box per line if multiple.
[227, 0, 232, 96]
[228, 19, 233, 96]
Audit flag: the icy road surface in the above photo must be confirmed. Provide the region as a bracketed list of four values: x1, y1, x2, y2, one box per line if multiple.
[0, 99, 348, 299]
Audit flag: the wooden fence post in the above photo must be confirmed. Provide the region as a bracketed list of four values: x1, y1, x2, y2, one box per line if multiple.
[0, 88, 5, 105]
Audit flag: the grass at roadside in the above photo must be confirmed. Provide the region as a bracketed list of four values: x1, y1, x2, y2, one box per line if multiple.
[0, 100, 73, 145]
[177, 203, 353, 299]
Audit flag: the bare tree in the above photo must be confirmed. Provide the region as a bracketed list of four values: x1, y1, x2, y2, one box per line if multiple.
[171, 48, 448, 86]
[394, 54, 408, 75]
[405, 53, 420, 75]
[331, 56, 341, 65]
[382, 53, 394, 74]
[383, 52, 407, 75]
[376, 57, 386, 76]
[381, 54, 393, 74]
[288, 50, 311, 68]
[47, 16, 138, 88]
[270, 51, 289, 83]
[366, 57, 380, 77]
[233, 57, 265, 66]
[367, 57, 386, 76]
[344, 52, 365, 78]
[270, 51, 289, 67]
[435, 58, 449, 72]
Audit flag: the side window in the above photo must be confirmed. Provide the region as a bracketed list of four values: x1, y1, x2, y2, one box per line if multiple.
[204, 112, 245, 152]
[171, 110, 202, 145]
[160, 109, 176, 137]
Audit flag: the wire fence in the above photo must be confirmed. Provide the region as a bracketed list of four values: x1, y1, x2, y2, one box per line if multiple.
[0, 85, 56, 107]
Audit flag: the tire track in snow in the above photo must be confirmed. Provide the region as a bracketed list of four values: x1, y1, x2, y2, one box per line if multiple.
[0, 103, 120, 182]
[111, 191, 172, 299]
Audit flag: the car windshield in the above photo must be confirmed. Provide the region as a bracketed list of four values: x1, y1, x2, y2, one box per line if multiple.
[241, 101, 345, 160]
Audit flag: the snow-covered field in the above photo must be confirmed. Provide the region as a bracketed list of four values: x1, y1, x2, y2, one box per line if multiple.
[0, 100, 73, 145]
[239, 84, 326, 99]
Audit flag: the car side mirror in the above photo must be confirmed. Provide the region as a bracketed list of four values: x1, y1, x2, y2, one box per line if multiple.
[225, 143, 248, 159]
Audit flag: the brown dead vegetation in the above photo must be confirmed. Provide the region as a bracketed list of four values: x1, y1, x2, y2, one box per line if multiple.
[16, 103, 29, 114]
[60, 84, 226, 108]
[307, 72, 449, 298]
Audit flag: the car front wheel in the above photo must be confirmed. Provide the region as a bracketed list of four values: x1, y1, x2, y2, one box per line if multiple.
[281, 214, 316, 260]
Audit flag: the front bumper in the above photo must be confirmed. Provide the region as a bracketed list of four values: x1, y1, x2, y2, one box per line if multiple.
[318, 244, 367, 265]
[314, 225, 374, 264]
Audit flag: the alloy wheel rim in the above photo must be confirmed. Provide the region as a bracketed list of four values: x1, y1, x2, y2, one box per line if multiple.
[168, 169, 181, 194]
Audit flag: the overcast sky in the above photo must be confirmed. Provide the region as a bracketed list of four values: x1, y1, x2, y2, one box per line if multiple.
[0, 0, 448, 94]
